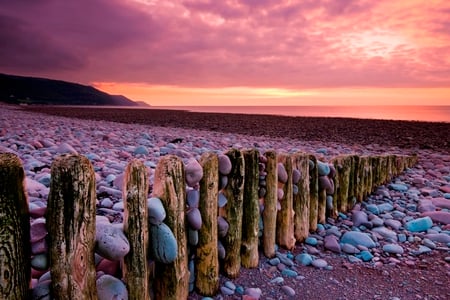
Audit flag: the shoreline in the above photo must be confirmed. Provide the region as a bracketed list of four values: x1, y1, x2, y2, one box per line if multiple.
[18, 104, 450, 154]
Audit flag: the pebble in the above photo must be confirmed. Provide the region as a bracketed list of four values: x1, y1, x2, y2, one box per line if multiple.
[341, 231, 376, 248]
[281, 285, 295, 297]
[311, 258, 328, 269]
[405, 216, 433, 232]
[96, 274, 128, 300]
[96, 222, 130, 261]
[383, 244, 404, 254]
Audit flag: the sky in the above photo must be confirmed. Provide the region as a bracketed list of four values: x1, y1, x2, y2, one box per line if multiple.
[1, 0, 449, 106]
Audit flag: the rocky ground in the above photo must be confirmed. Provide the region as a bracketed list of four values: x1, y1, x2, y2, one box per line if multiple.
[1, 104, 449, 299]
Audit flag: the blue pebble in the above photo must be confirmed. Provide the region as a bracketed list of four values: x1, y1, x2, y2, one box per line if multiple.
[316, 148, 328, 154]
[358, 250, 374, 262]
[305, 237, 318, 246]
[317, 224, 325, 232]
[444, 193, 450, 199]
[286, 252, 294, 260]
[397, 234, 407, 243]
[405, 217, 433, 232]
[377, 203, 394, 213]
[339, 212, 348, 220]
[317, 161, 331, 176]
[295, 253, 313, 266]
[134, 145, 149, 155]
[281, 269, 298, 277]
[388, 183, 408, 192]
[366, 204, 379, 215]
[269, 258, 280, 266]
[235, 286, 244, 295]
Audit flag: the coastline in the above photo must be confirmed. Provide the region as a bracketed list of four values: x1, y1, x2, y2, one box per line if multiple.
[20, 105, 450, 153]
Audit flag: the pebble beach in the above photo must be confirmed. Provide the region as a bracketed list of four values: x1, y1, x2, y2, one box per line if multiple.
[1, 103, 450, 299]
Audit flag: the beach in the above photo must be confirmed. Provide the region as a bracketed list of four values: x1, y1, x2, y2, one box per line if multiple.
[1, 104, 450, 299]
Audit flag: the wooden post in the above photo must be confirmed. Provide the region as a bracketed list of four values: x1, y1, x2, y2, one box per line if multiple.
[317, 186, 327, 225]
[222, 149, 245, 278]
[196, 153, 219, 296]
[308, 155, 319, 232]
[276, 154, 295, 250]
[152, 155, 189, 300]
[123, 160, 150, 300]
[47, 154, 97, 299]
[262, 150, 277, 258]
[0, 153, 30, 300]
[332, 156, 351, 213]
[241, 149, 260, 268]
[292, 153, 310, 242]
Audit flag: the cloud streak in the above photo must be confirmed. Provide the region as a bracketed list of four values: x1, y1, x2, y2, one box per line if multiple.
[1, 0, 449, 97]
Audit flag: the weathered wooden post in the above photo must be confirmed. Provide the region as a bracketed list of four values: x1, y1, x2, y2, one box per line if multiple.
[123, 160, 150, 300]
[241, 149, 260, 268]
[292, 152, 310, 242]
[0, 153, 30, 300]
[309, 155, 319, 232]
[47, 154, 97, 299]
[262, 150, 277, 258]
[332, 156, 351, 213]
[276, 154, 295, 250]
[222, 149, 245, 278]
[317, 186, 327, 224]
[152, 155, 189, 300]
[196, 152, 219, 296]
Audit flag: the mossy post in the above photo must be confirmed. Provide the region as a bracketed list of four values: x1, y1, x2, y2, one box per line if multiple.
[47, 155, 97, 299]
[292, 152, 310, 242]
[308, 155, 319, 232]
[276, 154, 295, 250]
[262, 150, 277, 258]
[0, 153, 30, 300]
[242, 149, 260, 268]
[152, 155, 189, 300]
[123, 160, 150, 300]
[196, 153, 219, 296]
[222, 149, 245, 278]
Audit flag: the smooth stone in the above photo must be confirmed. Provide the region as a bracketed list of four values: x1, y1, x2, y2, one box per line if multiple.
[370, 216, 384, 227]
[292, 169, 301, 184]
[96, 223, 130, 261]
[133, 145, 149, 155]
[218, 193, 228, 208]
[326, 195, 334, 210]
[276, 252, 294, 267]
[431, 198, 450, 209]
[96, 258, 119, 276]
[277, 188, 284, 200]
[96, 274, 128, 300]
[150, 223, 178, 264]
[188, 228, 199, 246]
[218, 216, 229, 238]
[281, 285, 295, 297]
[295, 253, 313, 266]
[219, 175, 228, 190]
[341, 243, 360, 254]
[318, 176, 333, 193]
[281, 269, 298, 277]
[30, 218, 47, 243]
[221, 286, 235, 296]
[218, 154, 232, 175]
[31, 238, 48, 255]
[383, 244, 404, 254]
[31, 254, 48, 270]
[398, 234, 407, 243]
[422, 238, 436, 249]
[341, 231, 376, 248]
[388, 183, 408, 192]
[384, 219, 402, 230]
[358, 250, 374, 262]
[377, 203, 394, 213]
[352, 210, 371, 228]
[311, 258, 328, 269]
[421, 211, 450, 225]
[56, 142, 78, 154]
[187, 207, 202, 230]
[412, 245, 432, 255]
[424, 233, 450, 243]
[31, 281, 51, 300]
[405, 216, 433, 232]
[317, 161, 330, 176]
[444, 193, 450, 199]
[268, 257, 281, 266]
[185, 158, 203, 187]
[218, 240, 225, 259]
[186, 189, 200, 208]
[244, 287, 262, 299]
[366, 204, 380, 215]
[270, 276, 284, 284]
[293, 185, 299, 195]
[324, 235, 341, 253]
[372, 227, 397, 241]
[147, 197, 166, 225]
[305, 237, 318, 246]
[348, 256, 362, 263]
[277, 163, 288, 183]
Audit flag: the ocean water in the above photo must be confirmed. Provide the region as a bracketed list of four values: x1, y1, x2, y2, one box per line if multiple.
[149, 106, 450, 123]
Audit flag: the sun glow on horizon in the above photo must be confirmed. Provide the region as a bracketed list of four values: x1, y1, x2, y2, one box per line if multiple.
[93, 82, 450, 106]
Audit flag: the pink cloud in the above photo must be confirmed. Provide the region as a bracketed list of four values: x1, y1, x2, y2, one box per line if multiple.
[0, 0, 449, 89]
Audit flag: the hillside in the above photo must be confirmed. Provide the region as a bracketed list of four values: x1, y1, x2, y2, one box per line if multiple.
[0, 73, 138, 106]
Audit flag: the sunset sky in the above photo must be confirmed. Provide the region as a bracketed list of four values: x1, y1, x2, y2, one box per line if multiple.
[1, 0, 449, 106]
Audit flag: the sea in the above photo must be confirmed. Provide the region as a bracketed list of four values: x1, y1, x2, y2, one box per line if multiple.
[147, 105, 450, 123]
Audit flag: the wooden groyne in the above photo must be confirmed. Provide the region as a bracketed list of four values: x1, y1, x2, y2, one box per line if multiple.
[0, 150, 417, 299]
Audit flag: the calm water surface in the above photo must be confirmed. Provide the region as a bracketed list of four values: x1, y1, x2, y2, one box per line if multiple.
[149, 106, 450, 123]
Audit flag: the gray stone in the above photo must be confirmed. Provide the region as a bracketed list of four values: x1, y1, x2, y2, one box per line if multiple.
[341, 231, 376, 248]
[96, 222, 130, 261]
[97, 274, 128, 300]
[147, 197, 166, 225]
[383, 244, 404, 254]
